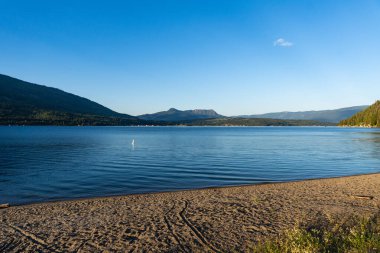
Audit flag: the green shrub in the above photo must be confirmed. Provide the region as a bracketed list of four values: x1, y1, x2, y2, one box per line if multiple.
[251, 211, 380, 253]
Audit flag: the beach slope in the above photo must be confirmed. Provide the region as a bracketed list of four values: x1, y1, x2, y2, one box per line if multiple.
[1, 174, 380, 252]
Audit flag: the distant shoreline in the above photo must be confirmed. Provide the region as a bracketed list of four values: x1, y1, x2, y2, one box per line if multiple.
[1, 124, 339, 128]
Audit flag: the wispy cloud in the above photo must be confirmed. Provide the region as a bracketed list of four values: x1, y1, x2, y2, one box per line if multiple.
[273, 38, 293, 47]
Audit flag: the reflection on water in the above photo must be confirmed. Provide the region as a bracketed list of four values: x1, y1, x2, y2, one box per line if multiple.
[0, 126, 379, 205]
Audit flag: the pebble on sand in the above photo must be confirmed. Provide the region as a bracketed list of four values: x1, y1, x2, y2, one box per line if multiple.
[0, 203, 10, 209]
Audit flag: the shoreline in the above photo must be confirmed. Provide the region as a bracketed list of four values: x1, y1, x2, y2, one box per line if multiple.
[1, 173, 379, 252]
[5, 171, 380, 207]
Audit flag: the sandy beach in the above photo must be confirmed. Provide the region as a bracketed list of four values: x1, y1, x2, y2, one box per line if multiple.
[1, 173, 379, 252]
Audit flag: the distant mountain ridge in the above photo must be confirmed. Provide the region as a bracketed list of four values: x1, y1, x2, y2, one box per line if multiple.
[0, 73, 370, 126]
[339, 101, 380, 127]
[138, 108, 224, 122]
[0, 74, 141, 125]
[239, 106, 368, 123]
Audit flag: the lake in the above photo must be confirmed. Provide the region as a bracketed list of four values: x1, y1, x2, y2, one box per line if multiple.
[1, 126, 379, 205]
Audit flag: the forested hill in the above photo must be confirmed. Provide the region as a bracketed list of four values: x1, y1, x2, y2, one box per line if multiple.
[0, 74, 141, 125]
[339, 101, 380, 127]
[139, 108, 223, 121]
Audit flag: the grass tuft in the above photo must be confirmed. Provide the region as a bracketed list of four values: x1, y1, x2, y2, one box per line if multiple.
[250, 211, 380, 253]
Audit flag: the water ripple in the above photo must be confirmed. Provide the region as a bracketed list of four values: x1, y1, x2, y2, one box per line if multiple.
[1, 126, 380, 205]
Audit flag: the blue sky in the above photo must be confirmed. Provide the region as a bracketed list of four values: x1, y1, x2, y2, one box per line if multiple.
[1, 0, 380, 116]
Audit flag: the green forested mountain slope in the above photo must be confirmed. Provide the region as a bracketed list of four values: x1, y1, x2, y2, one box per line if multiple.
[0, 74, 141, 125]
[339, 101, 380, 127]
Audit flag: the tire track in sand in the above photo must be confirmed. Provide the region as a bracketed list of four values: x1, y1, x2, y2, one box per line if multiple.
[163, 202, 188, 252]
[179, 200, 221, 253]
[8, 223, 58, 252]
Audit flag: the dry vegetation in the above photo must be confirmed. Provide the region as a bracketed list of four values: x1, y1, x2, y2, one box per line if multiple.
[252, 211, 380, 253]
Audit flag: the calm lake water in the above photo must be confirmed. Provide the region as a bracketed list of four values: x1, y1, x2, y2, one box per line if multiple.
[1, 126, 380, 205]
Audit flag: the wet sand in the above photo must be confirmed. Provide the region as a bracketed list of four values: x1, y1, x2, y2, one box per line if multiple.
[1, 173, 379, 252]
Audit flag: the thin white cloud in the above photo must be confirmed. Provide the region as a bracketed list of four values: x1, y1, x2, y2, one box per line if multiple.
[273, 38, 293, 47]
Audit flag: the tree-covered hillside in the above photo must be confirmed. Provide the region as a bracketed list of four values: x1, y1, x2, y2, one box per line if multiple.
[0, 74, 143, 125]
[339, 101, 380, 127]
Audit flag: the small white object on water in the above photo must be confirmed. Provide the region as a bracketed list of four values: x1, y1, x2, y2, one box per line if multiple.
[132, 139, 135, 146]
